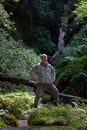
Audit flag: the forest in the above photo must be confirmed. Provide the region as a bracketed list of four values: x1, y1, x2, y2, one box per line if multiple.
[0, 0, 87, 129]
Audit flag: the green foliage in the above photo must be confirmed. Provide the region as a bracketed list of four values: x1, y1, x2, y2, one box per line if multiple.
[13, 0, 20, 2]
[0, 117, 7, 128]
[31, 0, 54, 22]
[28, 104, 73, 126]
[9, 98, 24, 118]
[6, 0, 65, 54]
[0, 4, 14, 29]
[0, 94, 11, 109]
[0, 92, 34, 119]
[6, 92, 34, 119]
[73, 104, 87, 127]
[55, 24, 87, 97]
[28, 103, 87, 128]
[56, 55, 87, 96]
[70, 24, 87, 46]
[56, 52, 87, 82]
[41, 94, 51, 104]
[62, 24, 87, 58]
[74, 0, 87, 22]
[64, 0, 77, 15]
[0, 29, 40, 78]
[31, 27, 56, 54]
[1, 114, 18, 127]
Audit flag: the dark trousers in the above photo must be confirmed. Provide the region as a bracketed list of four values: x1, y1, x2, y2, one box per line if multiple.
[34, 83, 59, 107]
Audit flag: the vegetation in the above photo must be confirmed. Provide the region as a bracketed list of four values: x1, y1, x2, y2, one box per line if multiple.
[0, 91, 34, 127]
[0, 3, 14, 29]
[55, 24, 87, 97]
[0, 0, 87, 129]
[28, 103, 87, 129]
[0, 29, 40, 78]
[30, 27, 56, 54]
[1, 0, 67, 55]
[0, 91, 87, 129]
[0, 117, 7, 128]
[74, 0, 87, 22]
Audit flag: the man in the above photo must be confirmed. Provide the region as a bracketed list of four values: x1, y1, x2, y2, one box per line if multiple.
[30, 54, 59, 107]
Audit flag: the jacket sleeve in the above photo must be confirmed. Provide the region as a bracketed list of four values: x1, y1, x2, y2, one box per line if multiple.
[51, 66, 56, 82]
[30, 65, 39, 81]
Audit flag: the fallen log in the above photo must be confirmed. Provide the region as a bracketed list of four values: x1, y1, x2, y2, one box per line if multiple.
[0, 72, 37, 87]
[59, 93, 87, 104]
[0, 72, 87, 104]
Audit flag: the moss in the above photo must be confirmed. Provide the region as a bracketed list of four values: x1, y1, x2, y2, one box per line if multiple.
[1, 114, 18, 127]
[0, 117, 7, 128]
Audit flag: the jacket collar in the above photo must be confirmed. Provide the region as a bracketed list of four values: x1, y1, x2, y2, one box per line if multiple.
[40, 62, 48, 66]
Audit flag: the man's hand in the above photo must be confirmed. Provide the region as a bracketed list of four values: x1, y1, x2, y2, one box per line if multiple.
[36, 79, 42, 84]
[49, 80, 54, 84]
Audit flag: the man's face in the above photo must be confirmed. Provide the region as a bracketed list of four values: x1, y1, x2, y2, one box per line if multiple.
[41, 55, 48, 64]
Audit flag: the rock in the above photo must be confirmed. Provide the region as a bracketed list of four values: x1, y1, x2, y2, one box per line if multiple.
[1, 113, 18, 127]
[78, 126, 87, 130]
[45, 116, 69, 126]
[18, 120, 28, 127]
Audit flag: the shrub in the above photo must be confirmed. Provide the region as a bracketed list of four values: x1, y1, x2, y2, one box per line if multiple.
[0, 29, 40, 78]
[5, 92, 34, 119]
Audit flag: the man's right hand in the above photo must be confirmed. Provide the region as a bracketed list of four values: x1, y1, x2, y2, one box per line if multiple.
[36, 79, 42, 84]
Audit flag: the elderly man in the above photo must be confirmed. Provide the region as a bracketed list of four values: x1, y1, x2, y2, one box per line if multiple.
[30, 54, 59, 107]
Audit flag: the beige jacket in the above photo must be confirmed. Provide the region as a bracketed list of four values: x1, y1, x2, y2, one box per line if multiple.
[30, 62, 55, 84]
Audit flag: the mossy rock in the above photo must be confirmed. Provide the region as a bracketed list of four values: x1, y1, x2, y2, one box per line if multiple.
[1, 113, 19, 127]
[28, 110, 46, 126]
[45, 116, 70, 126]
[78, 126, 87, 130]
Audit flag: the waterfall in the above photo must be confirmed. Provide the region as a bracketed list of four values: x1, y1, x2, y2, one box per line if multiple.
[52, 23, 66, 61]
[58, 27, 65, 52]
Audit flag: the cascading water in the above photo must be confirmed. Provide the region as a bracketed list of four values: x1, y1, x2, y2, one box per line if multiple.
[52, 23, 66, 62]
